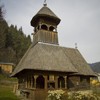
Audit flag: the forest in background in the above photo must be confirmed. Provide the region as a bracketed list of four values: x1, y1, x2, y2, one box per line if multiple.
[90, 62, 100, 73]
[0, 5, 31, 65]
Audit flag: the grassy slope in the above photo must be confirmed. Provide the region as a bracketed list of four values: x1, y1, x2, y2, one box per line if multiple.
[0, 74, 20, 100]
[0, 85, 20, 100]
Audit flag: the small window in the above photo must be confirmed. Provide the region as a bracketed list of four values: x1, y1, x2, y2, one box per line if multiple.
[48, 75, 55, 81]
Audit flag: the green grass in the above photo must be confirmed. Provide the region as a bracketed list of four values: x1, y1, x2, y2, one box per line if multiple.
[0, 85, 20, 100]
[0, 74, 17, 81]
[0, 74, 20, 100]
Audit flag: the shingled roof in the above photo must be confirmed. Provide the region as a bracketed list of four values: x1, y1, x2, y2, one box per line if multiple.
[63, 48, 95, 76]
[11, 43, 95, 77]
[31, 4, 61, 27]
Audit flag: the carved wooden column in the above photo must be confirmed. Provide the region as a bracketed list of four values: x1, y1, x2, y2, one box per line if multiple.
[44, 75, 47, 89]
[30, 76, 33, 88]
[64, 76, 67, 89]
[25, 77, 28, 88]
[34, 75, 38, 88]
[55, 76, 59, 89]
[28, 76, 30, 88]
[27, 76, 30, 88]
[26, 76, 28, 88]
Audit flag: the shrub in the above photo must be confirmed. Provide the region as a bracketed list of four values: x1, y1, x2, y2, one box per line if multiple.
[47, 90, 65, 100]
[67, 91, 99, 100]
[47, 90, 100, 100]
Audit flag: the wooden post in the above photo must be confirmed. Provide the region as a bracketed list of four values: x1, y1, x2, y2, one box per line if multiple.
[55, 76, 58, 89]
[44, 75, 47, 89]
[27, 76, 30, 88]
[64, 76, 67, 89]
[30, 76, 33, 88]
[25, 77, 27, 88]
[34, 75, 38, 88]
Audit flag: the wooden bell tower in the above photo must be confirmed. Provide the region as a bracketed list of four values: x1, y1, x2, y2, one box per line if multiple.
[31, 3, 61, 45]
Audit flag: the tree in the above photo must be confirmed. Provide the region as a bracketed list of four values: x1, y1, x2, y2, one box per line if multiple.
[5, 25, 31, 64]
[0, 5, 32, 64]
[0, 5, 3, 20]
[0, 5, 8, 48]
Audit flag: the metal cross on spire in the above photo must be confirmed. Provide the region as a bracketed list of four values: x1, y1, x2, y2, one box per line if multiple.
[44, 0, 47, 6]
[44, 0, 46, 4]
[75, 43, 78, 49]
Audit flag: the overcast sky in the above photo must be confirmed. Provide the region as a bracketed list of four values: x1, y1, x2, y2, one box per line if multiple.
[1, 0, 100, 63]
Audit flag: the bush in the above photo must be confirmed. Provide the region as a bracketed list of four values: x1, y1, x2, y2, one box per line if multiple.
[47, 90, 100, 100]
[47, 90, 65, 100]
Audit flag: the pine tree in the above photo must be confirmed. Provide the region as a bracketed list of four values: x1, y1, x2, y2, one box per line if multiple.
[0, 5, 32, 64]
[0, 5, 8, 48]
[0, 5, 3, 20]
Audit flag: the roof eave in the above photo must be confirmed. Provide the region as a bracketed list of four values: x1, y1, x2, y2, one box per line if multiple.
[11, 68, 77, 77]
[31, 15, 61, 27]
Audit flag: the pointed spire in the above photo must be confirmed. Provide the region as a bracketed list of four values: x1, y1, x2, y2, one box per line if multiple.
[43, 0, 47, 6]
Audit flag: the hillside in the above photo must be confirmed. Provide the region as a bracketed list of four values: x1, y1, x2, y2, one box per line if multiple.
[0, 5, 31, 64]
[90, 62, 100, 73]
[0, 73, 21, 100]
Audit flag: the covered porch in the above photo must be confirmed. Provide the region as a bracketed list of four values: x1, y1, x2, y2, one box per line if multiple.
[18, 74, 68, 90]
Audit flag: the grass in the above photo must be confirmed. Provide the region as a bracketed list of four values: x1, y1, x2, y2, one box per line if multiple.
[0, 85, 20, 100]
[0, 74, 20, 100]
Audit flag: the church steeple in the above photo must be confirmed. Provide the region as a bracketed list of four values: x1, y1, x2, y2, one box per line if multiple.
[31, 4, 61, 45]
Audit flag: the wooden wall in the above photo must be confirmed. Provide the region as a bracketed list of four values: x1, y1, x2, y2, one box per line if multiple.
[0, 64, 13, 73]
[67, 75, 90, 90]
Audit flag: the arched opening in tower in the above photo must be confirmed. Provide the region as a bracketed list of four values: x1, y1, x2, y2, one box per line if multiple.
[41, 24, 48, 30]
[49, 26, 55, 32]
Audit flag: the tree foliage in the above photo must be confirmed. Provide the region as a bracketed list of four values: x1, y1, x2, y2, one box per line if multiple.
[0, 5, 3, 20]
[0, 5, 8, 49]
[0, 5, 31, 64]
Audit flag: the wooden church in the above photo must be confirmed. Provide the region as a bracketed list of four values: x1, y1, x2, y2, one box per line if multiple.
[12, 2, 95, 100]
